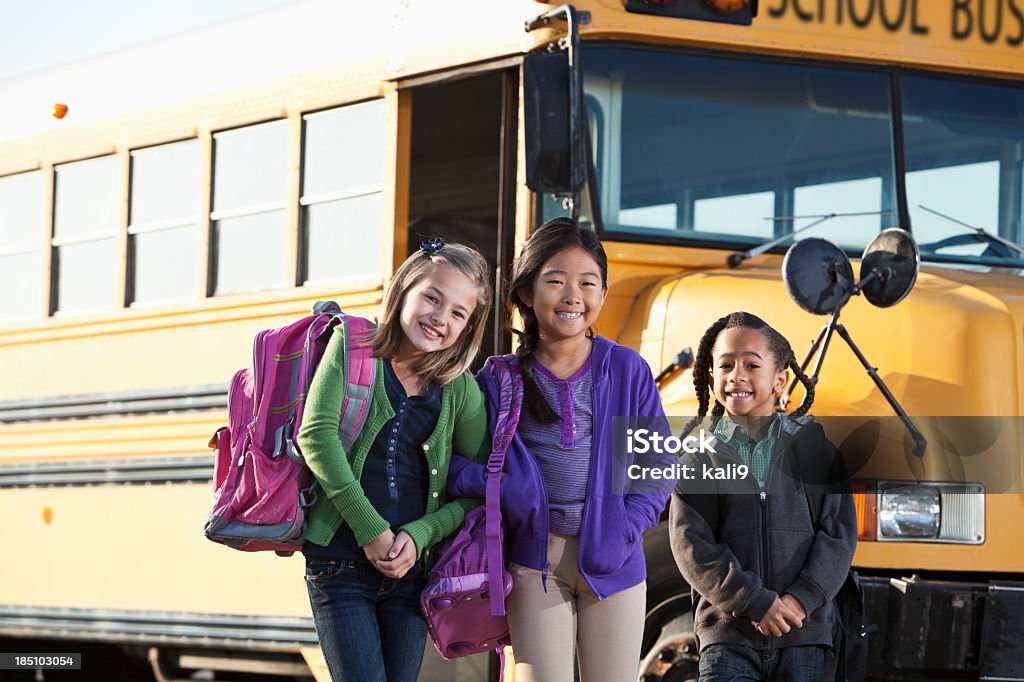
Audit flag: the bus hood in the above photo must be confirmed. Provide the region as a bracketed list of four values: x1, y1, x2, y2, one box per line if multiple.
[632, 259, 1024, 419]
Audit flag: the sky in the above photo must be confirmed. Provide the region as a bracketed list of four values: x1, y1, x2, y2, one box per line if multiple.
[0, 0, 297, 81]
[0, 0, 349, 141]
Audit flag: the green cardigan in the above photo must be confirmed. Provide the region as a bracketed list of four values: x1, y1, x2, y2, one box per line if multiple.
[297, 329, 490, 561]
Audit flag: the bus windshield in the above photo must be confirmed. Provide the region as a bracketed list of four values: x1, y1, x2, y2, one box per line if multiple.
[581, 45, 1024, 268]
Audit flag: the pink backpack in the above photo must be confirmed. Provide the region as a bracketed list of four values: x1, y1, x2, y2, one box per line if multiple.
[204, 301, 376, 553]
[420, 356, 522, 661]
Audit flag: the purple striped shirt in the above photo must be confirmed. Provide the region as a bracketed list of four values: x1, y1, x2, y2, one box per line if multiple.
[518, 354, 593, 536]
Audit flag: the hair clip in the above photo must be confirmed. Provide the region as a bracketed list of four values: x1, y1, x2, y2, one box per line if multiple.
[420, 237, 446, 255]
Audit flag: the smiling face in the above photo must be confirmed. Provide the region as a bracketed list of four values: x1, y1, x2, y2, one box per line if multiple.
[519, 245, 608, 345]
[709, 326, 789, 419]
[396, 263, 479, 362]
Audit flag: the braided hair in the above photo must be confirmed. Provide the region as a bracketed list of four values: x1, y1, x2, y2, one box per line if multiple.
[680, 311, 816, 438]
[508, 217, 608, 423]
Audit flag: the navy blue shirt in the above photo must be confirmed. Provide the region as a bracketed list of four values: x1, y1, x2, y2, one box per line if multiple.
[304, 359, 440, 560]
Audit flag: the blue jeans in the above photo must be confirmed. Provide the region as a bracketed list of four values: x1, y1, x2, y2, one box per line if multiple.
[698, 644, 826, 682]
[305, 557, 427, 682]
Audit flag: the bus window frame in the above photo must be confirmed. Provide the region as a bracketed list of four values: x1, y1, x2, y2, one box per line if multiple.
[126, 137, 203, 308]
[209, 118, 291, 297]
[298, 98, 388, 288]
[50, 153, 123, 316]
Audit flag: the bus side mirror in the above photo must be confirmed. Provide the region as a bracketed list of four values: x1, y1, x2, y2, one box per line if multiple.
[524, 47, 586, 194]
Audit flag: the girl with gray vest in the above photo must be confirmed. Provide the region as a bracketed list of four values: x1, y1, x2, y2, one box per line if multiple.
[669, 311, 858, 681]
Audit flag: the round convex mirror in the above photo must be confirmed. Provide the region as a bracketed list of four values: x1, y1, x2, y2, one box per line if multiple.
[860, 228, 920, 308]
[782, 237, 855, 315]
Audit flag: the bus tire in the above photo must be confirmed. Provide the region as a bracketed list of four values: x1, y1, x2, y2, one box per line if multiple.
[640, 521, 698, 682]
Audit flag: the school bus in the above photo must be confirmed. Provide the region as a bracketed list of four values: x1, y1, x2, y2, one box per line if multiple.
[1, 1, 1022, 680]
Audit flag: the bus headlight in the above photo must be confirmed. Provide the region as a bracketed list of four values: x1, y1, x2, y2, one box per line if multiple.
[879, 488, 940, 538]
[873, 483, 985, 544]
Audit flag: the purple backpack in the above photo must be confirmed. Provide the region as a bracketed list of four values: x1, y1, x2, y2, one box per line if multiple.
[204, 301, 375, 553]
[421, 356, 522, 661]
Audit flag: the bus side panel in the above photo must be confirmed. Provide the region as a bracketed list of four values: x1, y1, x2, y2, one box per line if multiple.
[1, 483, 309, 616]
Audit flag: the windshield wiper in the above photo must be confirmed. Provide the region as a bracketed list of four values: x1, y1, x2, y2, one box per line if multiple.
[917, 205, 1024, 258]
[727, 210, 896, 268]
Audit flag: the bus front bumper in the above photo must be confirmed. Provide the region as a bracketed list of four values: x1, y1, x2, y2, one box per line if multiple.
[862, 575, 1024, 680]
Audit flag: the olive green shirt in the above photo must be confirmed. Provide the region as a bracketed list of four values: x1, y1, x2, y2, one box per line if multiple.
[713, 412, 783, 488]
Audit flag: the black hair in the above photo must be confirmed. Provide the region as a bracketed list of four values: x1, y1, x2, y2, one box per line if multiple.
[680, 311, 816, 438]
[508, 217, 608, 423]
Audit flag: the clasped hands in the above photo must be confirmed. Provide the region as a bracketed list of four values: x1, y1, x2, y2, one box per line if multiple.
[363, 529, 417, 579]
[752, 594, 807, 637]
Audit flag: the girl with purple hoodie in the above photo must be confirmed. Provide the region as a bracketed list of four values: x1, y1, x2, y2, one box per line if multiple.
[447, 218, 673, 682]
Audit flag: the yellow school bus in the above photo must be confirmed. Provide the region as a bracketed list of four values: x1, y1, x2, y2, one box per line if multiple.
[1, 1, 1022, 680]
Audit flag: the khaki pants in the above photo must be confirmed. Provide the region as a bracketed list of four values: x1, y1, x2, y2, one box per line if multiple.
[507, 533, 646, 682]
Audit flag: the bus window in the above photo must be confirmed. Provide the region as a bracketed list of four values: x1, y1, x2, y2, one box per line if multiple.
[794, 177, 884, 249]
[622, 201, 679, 230]
[902, 76, 1024, 265]
[694, 191, 775, 238]
[301, 100, 387, 285]
[53, 155, 120, 314]
[211, 120, 289, 295]
[0, 171, 44, 322]
[129, 139, 201, 305]
[582, 46, 897, 251]
[907, 161, 999, 257]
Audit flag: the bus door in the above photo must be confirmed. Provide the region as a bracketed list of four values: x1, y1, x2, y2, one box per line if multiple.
[403, 68, 520, 365]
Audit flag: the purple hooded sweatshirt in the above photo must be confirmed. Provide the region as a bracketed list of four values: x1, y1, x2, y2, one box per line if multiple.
[446, 336, 674, 600]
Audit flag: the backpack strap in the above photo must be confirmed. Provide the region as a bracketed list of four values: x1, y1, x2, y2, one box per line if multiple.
[485, 355, 523, 617]
[336, 315, 376, 451]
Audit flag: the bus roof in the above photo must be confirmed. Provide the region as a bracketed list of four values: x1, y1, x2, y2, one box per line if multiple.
[0, 0, 540, 148]
[2, 0, 1022, 161]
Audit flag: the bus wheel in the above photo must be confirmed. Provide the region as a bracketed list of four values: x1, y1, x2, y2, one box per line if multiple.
[638, 603, 698, 682]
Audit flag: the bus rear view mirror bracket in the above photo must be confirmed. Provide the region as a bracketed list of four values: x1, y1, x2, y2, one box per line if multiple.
[524, 5, 587, 208]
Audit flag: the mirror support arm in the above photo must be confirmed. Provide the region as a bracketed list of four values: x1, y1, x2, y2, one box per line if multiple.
[782, 295, 927, 457]
[526, 5, 587, 220]
[834, 324, 927, 457]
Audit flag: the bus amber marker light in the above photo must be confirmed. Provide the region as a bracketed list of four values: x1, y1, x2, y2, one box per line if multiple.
[625, 0, 756, 24]
[52, 103, 68, 119]
[704, 0, 750, 11]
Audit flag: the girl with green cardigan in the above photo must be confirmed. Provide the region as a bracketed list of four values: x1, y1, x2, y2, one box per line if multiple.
[298, 240, 492, 682]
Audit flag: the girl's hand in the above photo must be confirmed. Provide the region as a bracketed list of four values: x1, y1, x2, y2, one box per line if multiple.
[375, 530, 417, 579]
[363, 528, 396, 564]
[779, 594, 807, 622]
[753, 596, 804, 637]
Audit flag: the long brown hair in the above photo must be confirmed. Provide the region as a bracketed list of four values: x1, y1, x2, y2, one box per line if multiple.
[508, 217, 608, 422]
[680, 311, 816, 438]
[368, 241, 491, 386]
